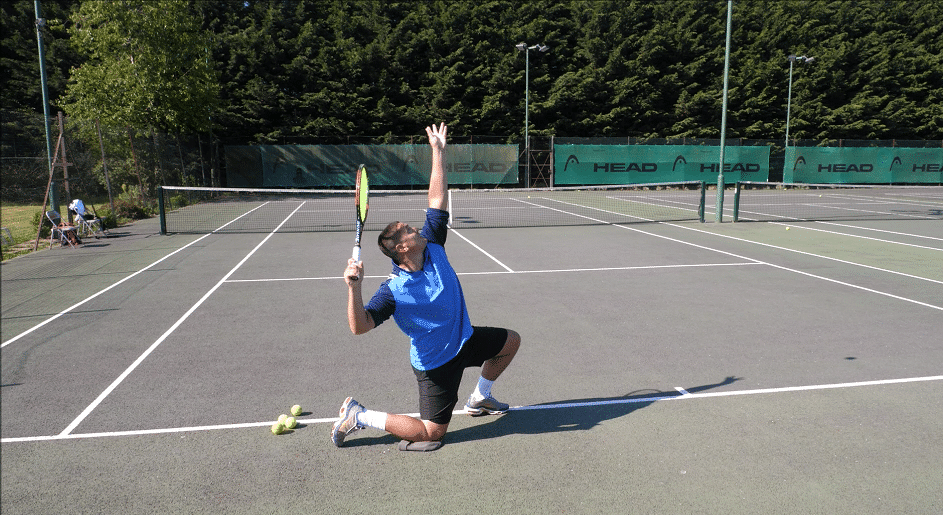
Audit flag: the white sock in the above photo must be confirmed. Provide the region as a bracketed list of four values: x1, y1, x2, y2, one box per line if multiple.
[472, 376, 495, 400]
[356, 409, 388, 431]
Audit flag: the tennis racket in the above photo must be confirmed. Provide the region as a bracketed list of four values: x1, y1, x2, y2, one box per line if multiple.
[349, 164, 369, 281]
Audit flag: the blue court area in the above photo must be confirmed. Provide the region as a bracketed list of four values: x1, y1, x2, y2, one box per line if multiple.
[2, 195, 942, 513]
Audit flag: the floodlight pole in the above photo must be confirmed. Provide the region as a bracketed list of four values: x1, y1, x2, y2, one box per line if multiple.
[716, 0, 733, 223]
[785, 54, 814, 148]
[34, 0, 54, 173]
[517, 42, 548, 187]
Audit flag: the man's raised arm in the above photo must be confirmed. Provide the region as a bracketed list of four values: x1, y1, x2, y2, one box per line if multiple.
[426, 123, 448, 211]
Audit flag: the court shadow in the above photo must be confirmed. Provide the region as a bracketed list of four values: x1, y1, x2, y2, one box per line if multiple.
[443, 375, 742, 445]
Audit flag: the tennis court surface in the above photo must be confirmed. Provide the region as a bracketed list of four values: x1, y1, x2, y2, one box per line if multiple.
[3, 186, 941, 513]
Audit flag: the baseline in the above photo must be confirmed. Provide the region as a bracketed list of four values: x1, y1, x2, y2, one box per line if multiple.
[4, 374, 940, 443]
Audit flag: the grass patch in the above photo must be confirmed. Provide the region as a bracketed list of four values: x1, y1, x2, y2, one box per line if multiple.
[0, 198, 129, 261]
[0, 202, 51, 260]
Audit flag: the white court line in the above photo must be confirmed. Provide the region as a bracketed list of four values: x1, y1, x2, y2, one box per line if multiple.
[56, 203, 306, 437]
[817, 221, 943, 242]
[4, 375, 940, 443]
[2, 233, 214, 348]
[649, 223, 943, 310]
[512, 375, 943, 410]
[2, 202, 279, 349]
[524, 197, 942, 309]
[680, 223, 943, 287]
[448, 226, 515, 272]
[774, 221, 943, 253]
[462, 262, 760, 275]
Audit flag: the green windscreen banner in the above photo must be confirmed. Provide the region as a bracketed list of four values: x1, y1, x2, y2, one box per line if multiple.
[784, 147, 943, 184]
[554, 145, 770, 185]
[225, 144, 519, 188]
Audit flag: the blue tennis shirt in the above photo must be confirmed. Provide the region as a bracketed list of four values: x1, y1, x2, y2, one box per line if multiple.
[365, 208, 474, 371]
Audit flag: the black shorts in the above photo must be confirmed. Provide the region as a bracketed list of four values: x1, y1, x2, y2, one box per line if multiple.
[412, 326, 508, 425]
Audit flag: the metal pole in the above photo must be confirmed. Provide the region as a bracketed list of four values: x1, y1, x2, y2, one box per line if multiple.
[524, 46, 530, 187]
[517, 42, 547, 188]
[34, 0, 53, 173]
[716, 0, 733, 223]
[785, 57, 795, 148]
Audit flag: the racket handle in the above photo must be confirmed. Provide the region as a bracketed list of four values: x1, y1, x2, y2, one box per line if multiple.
[348, 246, 362, 282]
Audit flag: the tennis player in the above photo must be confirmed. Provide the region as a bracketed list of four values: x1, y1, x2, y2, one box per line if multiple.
[335, 122, 521, 450]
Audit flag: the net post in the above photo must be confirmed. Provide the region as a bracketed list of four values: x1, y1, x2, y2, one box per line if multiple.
[715, 175, 725, 223]
[158, 186, 166, 235]
[698, 181, 706, 222]
[732, 182, 741, 222]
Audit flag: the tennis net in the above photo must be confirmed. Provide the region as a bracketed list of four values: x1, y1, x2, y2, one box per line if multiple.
[158, 182, 707, 234]
[732, 181, 943, 222]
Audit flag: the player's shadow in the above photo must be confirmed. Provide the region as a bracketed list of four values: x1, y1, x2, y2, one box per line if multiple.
[443, 375, 742, 445]
[341, 375, 741, 448]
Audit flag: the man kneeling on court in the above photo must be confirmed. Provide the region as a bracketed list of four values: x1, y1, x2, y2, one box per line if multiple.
[335, 122, 521, 451]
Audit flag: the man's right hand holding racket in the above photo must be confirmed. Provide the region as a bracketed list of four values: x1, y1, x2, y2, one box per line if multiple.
[345, 258, 363, 286]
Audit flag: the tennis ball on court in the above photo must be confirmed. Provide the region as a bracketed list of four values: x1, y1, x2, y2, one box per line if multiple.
[290, 405, 302, 416]
[786, 227, 790, 230]
[277, 414, 288, 425]
[285, 416, 297, 429]
[271, 422, 286, 435]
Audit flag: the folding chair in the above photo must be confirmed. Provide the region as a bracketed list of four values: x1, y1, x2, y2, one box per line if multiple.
[68, 199, 107, 239]
[46, 210, 80, 248]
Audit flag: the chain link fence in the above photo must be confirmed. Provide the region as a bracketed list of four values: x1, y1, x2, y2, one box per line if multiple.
[4, 109, 941, 203]
[1, 110, 220, 208]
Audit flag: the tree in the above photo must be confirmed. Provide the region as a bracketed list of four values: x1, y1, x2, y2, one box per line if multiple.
[1, 0, 81, 163]
[1, 0, 78, 114]
[61, 0, 218, 135]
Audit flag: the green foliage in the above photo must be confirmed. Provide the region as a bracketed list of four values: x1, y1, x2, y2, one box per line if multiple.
[113, 184, 153, 220]
[30, 210, 52, 239]
[3, 0, 942, 153]
[94, 205, 118, 229]
[198, 0, 942, 143]
[88, 156, 140, 197]
[62, 0, 219, 135]
[167, 193, 190, 211]
[1, 0, 78, 113]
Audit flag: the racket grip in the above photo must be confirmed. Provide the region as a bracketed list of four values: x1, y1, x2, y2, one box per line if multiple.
[352, 245, 361, 263]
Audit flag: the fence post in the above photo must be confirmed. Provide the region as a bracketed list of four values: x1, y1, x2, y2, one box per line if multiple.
[96, 119, 115, 213]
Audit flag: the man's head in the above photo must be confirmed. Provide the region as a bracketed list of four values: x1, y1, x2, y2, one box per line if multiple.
[378, 221, 426, 265]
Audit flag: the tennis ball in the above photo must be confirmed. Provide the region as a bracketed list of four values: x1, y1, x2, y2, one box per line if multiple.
[277, 414, 288, 425]
[285, 416, 297, 429]
[290, 405, 302, 416]
[271, 422, 285, 435]
[786, 227, 790, 231]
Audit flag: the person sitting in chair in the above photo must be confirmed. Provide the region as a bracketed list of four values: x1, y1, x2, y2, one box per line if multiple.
[68, 199, 90, 221]
[68, 199, 105, 238]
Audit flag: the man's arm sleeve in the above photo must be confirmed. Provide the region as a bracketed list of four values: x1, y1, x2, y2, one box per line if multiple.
[364, 281, 395, 326]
